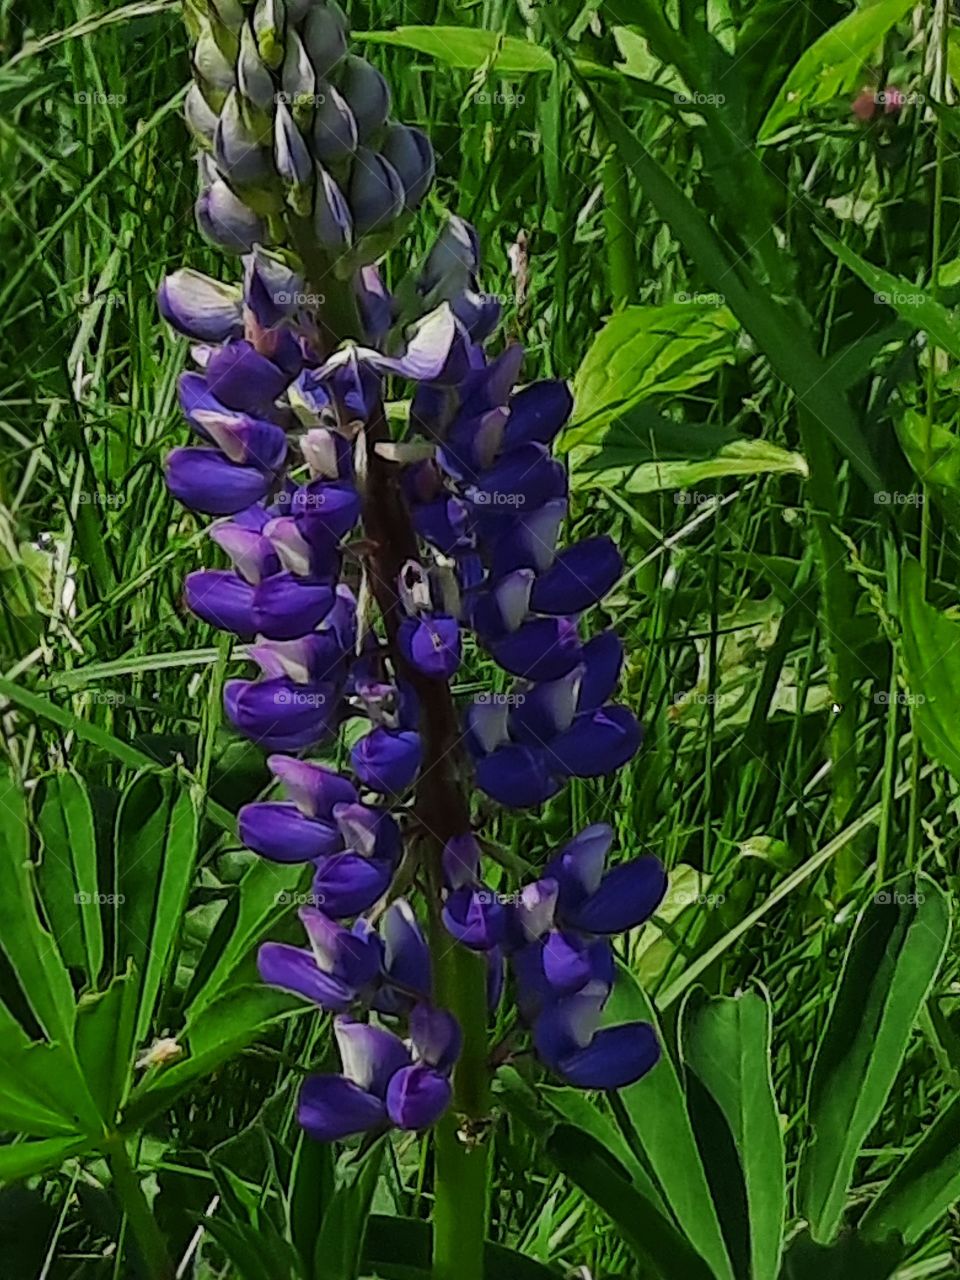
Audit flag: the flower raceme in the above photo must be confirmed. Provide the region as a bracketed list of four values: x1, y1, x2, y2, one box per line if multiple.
[161, 0, 663, 1144]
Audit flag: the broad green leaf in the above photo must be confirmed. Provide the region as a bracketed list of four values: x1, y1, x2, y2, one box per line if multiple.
[820, 233, 960, 360]
[606, 964, 734, 1280]
[123, 985, 301, 1126]
[354, 27, 554, 73]
[0, 773, 76, 1047]
[797, 873, 951, 1242]
[0, 1134, 90, 1183]
[563, 304, 739, 449]
[900, 558, 960, 781]
[541, 1086, 665, 1212]
[576, 77, 880, 488]
[362, 1216, 562, 1279]
[288, 1132, 335, 1279]
[187, 858, 310, 1016]
[546, 1125, 718, 1280]
[572, 438, 807, 493]
[758, 0, 915, 142]
[314, 1141, 384, 1280]
[681, 989, 785, 1280]
[75, 969, 138, 1123]
[0, 1031, 87, 1137]
[116, 772, 199, 1043]
[36, 770, 103, 985]
[861, 1092, 960, 1245]
[780, 1229, 904, 1279]
[896, 410, 960, 528]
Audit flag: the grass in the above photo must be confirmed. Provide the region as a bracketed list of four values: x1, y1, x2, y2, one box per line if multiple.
[2, 0, 960, 1277]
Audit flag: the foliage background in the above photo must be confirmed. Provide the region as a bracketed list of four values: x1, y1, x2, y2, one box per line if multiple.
[2, 0, 960, 1277]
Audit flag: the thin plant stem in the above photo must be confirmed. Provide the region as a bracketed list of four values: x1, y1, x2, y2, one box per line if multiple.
[102, 1133, 173, 1280]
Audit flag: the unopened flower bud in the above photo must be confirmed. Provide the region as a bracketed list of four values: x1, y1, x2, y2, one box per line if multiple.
[312, 83, 358, 161]
[337, 55, 390, 143]
[302, 2, 348, 79]
[381, 123, 434, 210]
[215, 89, 274, 190]
[349, 147, 405, 237]
[185, 82, 219, 147]
[253, 0, 286, 70]
[275, 101, 314, 215]
[281, 29, 317, 128]
[193, 20, 236, 109]
[238, 21, 277, 115]
[314, 165, 353, 250]
[196, 156, 267, 253]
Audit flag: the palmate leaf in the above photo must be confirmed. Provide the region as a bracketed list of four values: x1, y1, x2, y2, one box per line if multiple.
[861, 1093, 960, 1246]
[35, 770, 102, 985]
[758, 0, 916, 142]
[115, 771, 199, 1045]
[797, 873, 951, 1242]
[681, 989, 785, 1280]
[899, 558, 960, 781]
[546, 1125, 718, 1280]
[605, 963, 735, 1280]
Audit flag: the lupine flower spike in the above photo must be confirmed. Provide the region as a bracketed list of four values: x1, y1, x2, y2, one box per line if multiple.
[161, 0, 667, 1144]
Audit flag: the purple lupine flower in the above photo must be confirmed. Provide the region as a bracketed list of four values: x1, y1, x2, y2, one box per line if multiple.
[298, 1015, 455, 1142]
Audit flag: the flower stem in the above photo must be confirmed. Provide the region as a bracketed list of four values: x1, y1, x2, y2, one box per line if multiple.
[430, 937, 491, 1280]
[103, 1133, 173, 1280]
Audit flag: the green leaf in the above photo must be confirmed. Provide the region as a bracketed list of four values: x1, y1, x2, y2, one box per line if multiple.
[896, 410, 960, 526]
[123, 985, 300, 1126]
[74, 968, 138, 1123]
[758, 0, 915, 142]
[0, 773, 76, 1047]
[314, 1142, 384, 1280]
[36, 769, 103, 985]
[187, 858, 310, 1016]
[571, 437, 808, 493]
[797, 873, 951, 1242]
[900, 558, 960, 781]
[780, 1229, 904, 1280]
[0, 1023, 88, 1137]
[861, 1092, 960, 1246]
[288, 1132, 334, 1279]
[563, 303, 740, 449]
[546, 1125, 718, 1280]
[574, 76, 880, 489]
[606, 964, 734, 1280]
[354, 27, 554, 73]
[201, 1217, 303, 1280]
[819, 232, 960, 360]
[681, 989, 785, 1280]
[115, 771, 199, 1044]
[0, 1135, 90, 1183]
